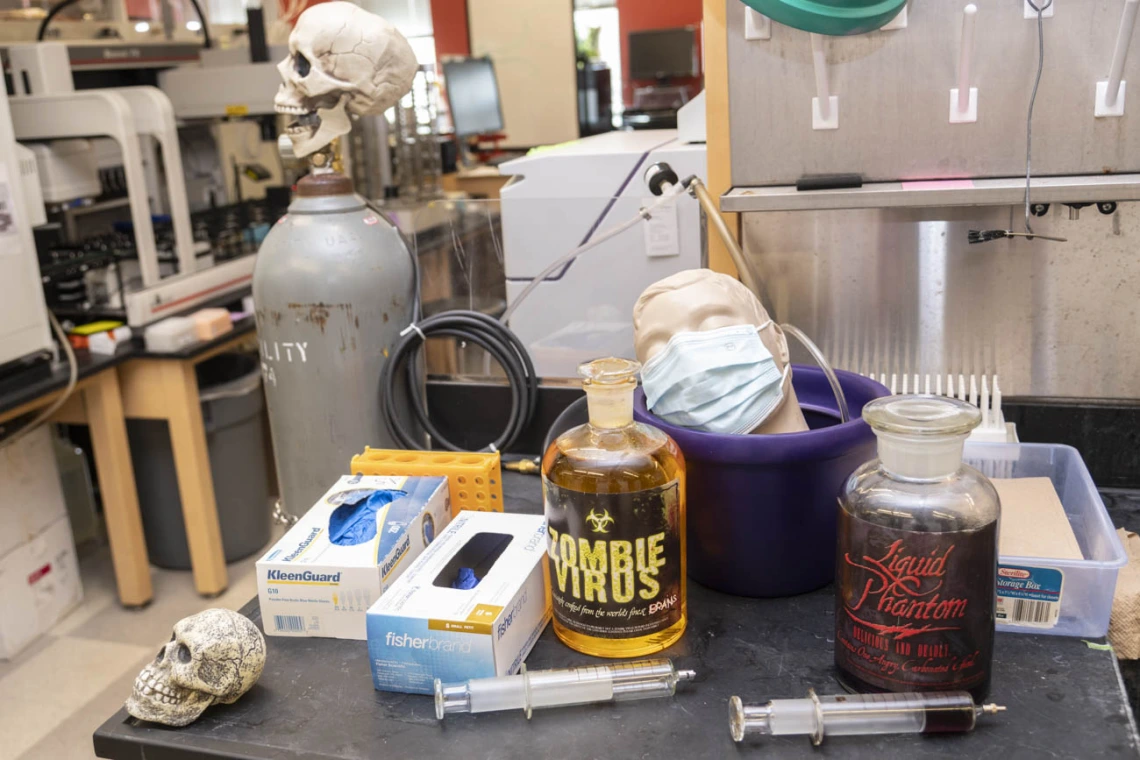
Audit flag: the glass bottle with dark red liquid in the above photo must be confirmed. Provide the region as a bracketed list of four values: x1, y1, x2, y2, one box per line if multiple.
[835, 396, 1000, 702]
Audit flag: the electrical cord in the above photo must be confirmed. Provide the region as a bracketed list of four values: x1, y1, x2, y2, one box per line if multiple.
[370, 200, 537, 453]
[0, 311, 78, 451]
[381, 310, 538, 452]
[1023, 0, 1052, 235]
[37, 0, 212, 47]
[969, 0, 1055, 245]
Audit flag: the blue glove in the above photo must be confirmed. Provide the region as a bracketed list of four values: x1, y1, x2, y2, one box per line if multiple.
[328, 489, 407, 546]
[451, 567, 479, 590]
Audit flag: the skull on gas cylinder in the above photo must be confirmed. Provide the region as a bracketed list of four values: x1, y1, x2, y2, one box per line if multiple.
[125, 608, 266, 727]
[275, 1, 417, 158]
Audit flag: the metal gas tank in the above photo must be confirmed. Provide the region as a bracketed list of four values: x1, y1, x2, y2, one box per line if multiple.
[253, 173, 414, 515]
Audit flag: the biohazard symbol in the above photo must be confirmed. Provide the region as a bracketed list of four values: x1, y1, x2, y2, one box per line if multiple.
[585, 509, 615, 533]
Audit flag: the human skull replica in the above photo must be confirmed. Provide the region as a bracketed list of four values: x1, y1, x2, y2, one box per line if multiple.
[126, 608, 266, 727]
[275, 1, 417, 158]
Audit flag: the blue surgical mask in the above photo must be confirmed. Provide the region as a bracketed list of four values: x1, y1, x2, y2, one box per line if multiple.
[641, 323, 789, 435]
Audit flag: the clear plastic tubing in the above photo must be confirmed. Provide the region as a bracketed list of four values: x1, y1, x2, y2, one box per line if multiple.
[729, 689, 1006, 745]
[435, 658, 695, 720]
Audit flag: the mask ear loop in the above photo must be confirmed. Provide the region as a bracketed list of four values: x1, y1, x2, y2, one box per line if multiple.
[779, 324, 850, 423]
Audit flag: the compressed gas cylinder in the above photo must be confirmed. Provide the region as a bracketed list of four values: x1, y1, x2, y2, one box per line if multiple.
[253, 172, 414, 515]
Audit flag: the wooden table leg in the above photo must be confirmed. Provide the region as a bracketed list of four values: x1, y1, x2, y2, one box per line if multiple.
[83, 369, 154, 607]
[157, 360, 228, 596]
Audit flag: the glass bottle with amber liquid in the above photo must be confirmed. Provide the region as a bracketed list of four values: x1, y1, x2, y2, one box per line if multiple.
[542, 357, 686, 658]
[835, 395, 999, 702]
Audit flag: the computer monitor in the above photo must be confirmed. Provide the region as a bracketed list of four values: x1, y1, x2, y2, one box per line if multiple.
[628, 27, 698, 80]
[442, 57, 505, 137]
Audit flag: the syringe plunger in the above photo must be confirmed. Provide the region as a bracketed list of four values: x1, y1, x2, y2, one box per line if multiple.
[435, 658, 695, 720]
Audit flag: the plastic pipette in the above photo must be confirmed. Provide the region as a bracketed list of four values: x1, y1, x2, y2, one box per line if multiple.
[435, 658, 695, 720]
[729, 689, 1005, 745]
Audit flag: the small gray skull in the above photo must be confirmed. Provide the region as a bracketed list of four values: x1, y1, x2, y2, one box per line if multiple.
[126, 608, 266, 727]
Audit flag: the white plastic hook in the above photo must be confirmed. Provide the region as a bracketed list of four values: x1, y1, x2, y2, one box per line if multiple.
[1096, 0, 1138, 117]
[810, 33, 838, 129]
[881, 5, 907, 30]
[744, 8, 771, 40]
[949, 4, 978, 123]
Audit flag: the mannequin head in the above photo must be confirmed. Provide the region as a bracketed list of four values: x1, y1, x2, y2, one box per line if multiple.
[633, 269, 807, 435]
[633, 270, 776, 363]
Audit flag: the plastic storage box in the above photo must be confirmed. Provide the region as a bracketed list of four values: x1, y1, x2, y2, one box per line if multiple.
[964, 442, 1127, 638]
[144, 317, 196, 352]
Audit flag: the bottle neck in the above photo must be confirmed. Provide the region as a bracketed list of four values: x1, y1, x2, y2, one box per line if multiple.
[586, 383, 635, 429]
[876, 431, 968, 480]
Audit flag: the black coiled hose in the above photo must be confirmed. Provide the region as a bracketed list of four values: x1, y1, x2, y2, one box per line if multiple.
[379, 310, 538, 453]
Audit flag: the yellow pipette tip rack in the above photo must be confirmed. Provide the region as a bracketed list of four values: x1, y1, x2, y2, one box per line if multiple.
[350, 448, 503, 517]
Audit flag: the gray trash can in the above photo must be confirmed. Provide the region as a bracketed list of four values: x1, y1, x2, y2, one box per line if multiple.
[129, 353, 272, 570]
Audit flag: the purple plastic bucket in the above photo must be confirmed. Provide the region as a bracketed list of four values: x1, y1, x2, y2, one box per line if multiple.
[633, 365, 889, 598]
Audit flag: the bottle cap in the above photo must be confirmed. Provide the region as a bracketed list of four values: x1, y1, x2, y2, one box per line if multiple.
[862, 395, 981, 479]
[580, 357, 640, 429]
[579, 357, 641, 387]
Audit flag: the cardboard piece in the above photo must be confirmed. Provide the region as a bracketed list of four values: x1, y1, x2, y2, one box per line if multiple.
[0, 516, 83, 659]
[1109, 529, 1140, 659]
[993, 477, 1082, 560]
[0, 427, 69, 560]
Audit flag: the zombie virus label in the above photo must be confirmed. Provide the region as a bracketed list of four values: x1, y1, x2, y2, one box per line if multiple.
[543, 480, 682, 639]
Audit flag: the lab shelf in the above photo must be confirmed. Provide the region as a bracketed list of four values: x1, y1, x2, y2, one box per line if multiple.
[721, 173, 1140, 213]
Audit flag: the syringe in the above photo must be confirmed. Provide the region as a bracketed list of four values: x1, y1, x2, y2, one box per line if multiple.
[435, 658, 695, 720]
[729, 689, 1005, 745]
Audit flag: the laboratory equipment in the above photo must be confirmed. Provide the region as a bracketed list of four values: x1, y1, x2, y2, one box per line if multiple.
[254, 172, 415, 517]
[968, 229, 1068, 244]
[350, 448, 503, 516]
[7, 41, 262, 327]
[869, 374, 1013, 443]
[543, 358, 686, 658]
[498, 129, 705, 378]
[836, 396, 998, 701]
[0, 69, 54, 377]
[628, 28, 698, 80]
[442, 57, 505, 138]
[633, 367, 884, 597]
[728, 689, 1005, 745]
[719, 2, 1140, 400]
[434, 658, 695, 720]
[392, 66, 444, 200]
